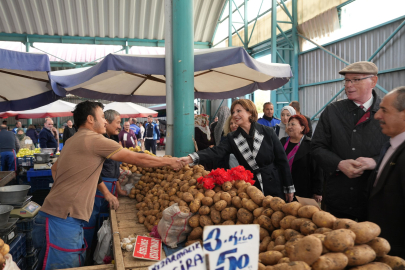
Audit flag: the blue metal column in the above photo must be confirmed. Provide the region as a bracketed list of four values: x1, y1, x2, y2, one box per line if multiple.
[227, 99, 232, 108]
[165, 0, 174, 156]
[25, 39, 33, 126]
[172, 0, 195, 156]
[206, 100, 211, 121]
[291, 0, 299, 101]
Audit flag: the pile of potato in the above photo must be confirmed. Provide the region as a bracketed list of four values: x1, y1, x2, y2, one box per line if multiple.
[120, 162, 140, 174]
[129, 165, 405, 270]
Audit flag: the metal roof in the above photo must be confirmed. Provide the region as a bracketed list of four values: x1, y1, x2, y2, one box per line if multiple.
[0, 0, 225, 43]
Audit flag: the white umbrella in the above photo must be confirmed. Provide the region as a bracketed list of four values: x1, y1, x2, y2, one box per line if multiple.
[15, 100, 76, 119]
[104, 102, 158, 118]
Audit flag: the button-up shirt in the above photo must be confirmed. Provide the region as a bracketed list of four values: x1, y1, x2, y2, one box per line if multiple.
[376, 131, 405, 182]
[354, 95, 374, 112]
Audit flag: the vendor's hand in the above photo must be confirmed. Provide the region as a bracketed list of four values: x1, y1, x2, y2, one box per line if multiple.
[117, 188, 128, 197]
[338, 159, 363, 178]
[167, 157, 184, 171]
[105, 193, 120, 210]
[178, 156, 193, 165]
[285, 193, 294, 203]
[355, 157, 376, 171]
[313, 194, 322, 203]
[209, 145, 214, 148]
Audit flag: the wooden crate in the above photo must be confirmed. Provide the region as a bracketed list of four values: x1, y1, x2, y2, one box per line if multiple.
[0, 171, 15, 187]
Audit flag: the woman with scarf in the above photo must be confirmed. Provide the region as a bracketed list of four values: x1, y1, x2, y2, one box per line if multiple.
[181, 99, 294, 201]
[194, 114, 214, 151]
[276, 106, 296, 139]
[16, 128, 35, 150]
[280, 115, 323, 202]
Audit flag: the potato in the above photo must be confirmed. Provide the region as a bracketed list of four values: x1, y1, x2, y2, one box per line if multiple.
[222, 220, 235, 225]
[275, 235, 286, 246]
[349, 222, 381, 244]
[284, 229, 301, 241]
[221, 207, 237, 221]
[366, 237, 391, 257]
[376, 255, 405, 270]
[270, 197, 286, 211]
[259, 251, 283, 266]
[214, 200, 228, 212]
[0, 244, 9, 257]
[213, 192, 223, 203]
[182, 192, 194, 202]
[291, 218, 311, 231]
[273, 261, 311, 270]
[188, 214, 200, 227]
[242, 198, 259, 212]
[195, 192, 205, 201]
[280, 215, 297, 230]
[262, 196, 273, 208]
[310, 234, 329, 254]
[237, 208, 254, 224]
[188, 227, 203, 240]
[350, 262, 392, 270]
[344, 244, 376, 266]
[312, 211, 336, 229]
[287, 235, 323, 266]
[232, 196, 243, 208]
[201, 197, 214, 206]
[333, 218, 357, 230]
[258, 262, 266, 270]
[271, 211, 286, 228]
[239, 192, 249, 199]
[222, 181, 233, 191]
[199, 205, 210, 215]
[312, 252, 348, 270]
[260, 228, 270, 240]
[210, 209, 222, 224]
[323, 229, 355, 252]
[273, 245, 285, 252]
[258, 215, 275, 231]
[297, 205, 319, 219]
[189, 199, 201, 213]
[300, 221, 317, 235]
[254, 207, 265, 217]
[247, 186, 265, 206]
[262, 208, 274, 217]
[220, 192, 232, 206]
[267, 241, 276, 251]
[282, 202, 302, 216]
[260, 236, 272, 252]
[139, 215, 146, 223]
[272, 229, 285, 240]
[205, 190, 215, 197]
[199, 215, 213, 227]
[314, 227, 332, 234]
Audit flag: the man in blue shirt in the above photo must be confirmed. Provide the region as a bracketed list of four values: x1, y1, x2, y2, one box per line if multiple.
[144, 115, 160, 155]
[13, 121, 22, 133]
[129, 118, 140, 138]
[39, 118, 58, 151]
[0, 125, 20, 171]
[257, 102, 281, 129]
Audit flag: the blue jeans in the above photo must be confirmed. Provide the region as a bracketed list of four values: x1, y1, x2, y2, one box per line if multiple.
[0, 151, 16, 171]
[33, 211, 86, 270]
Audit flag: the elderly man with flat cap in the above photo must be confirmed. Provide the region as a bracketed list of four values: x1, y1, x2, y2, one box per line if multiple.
[311, 61, 389, 221]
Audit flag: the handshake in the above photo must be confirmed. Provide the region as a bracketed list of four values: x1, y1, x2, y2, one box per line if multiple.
[165, 156, 195, 171]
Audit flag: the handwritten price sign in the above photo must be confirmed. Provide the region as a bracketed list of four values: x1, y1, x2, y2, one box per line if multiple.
[203, 224, 259, 270]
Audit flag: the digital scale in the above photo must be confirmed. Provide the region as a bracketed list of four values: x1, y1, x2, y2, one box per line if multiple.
[9, 196, 41, 219]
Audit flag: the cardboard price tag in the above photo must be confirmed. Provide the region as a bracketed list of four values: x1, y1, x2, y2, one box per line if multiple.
[148, 242, 206, 270]
[203, 224, 259, 270]
[133, 236, 162, 261]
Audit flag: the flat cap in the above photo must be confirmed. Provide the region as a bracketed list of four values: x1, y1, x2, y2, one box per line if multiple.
[339, 61, 378, 75]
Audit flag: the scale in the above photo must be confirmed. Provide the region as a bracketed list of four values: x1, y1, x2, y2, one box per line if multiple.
[9, 196, 41, 218]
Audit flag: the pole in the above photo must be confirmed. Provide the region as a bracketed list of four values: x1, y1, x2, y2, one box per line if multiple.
[165, 0, 174, 156]
[25, 39, 33, 126]
[271, 0, 277, 109]
[172, 0, 195, 157]
[291, 0, 299, 101]
[244, 0, 248, 49]
[228, 0, 232, 47]
[206, 100, 211, 122]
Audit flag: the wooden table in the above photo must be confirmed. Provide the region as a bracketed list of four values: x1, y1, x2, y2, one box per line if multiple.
[111, 196, 166, 270]
[0, 171, 15, 187]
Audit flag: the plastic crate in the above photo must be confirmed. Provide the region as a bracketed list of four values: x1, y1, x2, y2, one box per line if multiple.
[25, 230, 34, 253]
[0, 224, 18, 245]
[28, 259, 38, 270]
[16, 256, 26, 270]
[17, 156, 35, 167]
[26, 248, 38, 266]
[31, 189, 50, 206]
[9, 233, 27, 261]
[17, 218, 34, 232]
[27, 168, 54, 193]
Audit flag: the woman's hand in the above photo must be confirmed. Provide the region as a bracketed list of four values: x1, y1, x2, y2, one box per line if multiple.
[285, 193, 294, 202]
[313, 194, 322, 203]
[178, 156, 193, 165]
[167, 157, 185, 171]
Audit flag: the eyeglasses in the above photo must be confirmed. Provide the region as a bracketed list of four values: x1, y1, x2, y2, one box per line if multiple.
[342, 76, 374, 85]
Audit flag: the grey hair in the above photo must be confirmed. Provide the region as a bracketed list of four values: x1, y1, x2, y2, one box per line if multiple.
[390, 86, 405, 111]
[104, 109, 120, 124]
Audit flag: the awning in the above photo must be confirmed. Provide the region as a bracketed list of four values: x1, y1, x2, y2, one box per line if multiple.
[14, 100, 76, 119]
[103, 102, 158, 118]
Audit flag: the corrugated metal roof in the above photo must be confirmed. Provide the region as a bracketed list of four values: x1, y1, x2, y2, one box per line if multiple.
[0, 0, 225, 43]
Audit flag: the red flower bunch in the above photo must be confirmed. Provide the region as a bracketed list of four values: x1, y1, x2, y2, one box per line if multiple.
[197, 166, 255, 189]
[197, 176, 215, 189]
[209, 168, 232, 185]
[229, 166, 255, 185]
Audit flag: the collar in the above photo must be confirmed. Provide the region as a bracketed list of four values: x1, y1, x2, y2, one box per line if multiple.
[347, 90, 380, 112]
[390, 131, 405, 150]
[353, 95, 373, 111]
[262, 115, 274, 122]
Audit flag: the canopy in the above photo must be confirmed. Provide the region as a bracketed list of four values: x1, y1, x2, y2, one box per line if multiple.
[13, 100, 76, 119]
[0, 111, 19, 119]
[0, 48, 60, 112]
[103, 102, 158, 118]
[50, 47, 292, 103]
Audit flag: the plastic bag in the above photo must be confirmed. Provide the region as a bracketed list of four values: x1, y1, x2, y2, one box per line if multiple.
[3, 254, 19, 270]
[93, 220, 112, 265]
[157, 203, 193, 248]
[121, 183, 134, 196]
[118, 169, 132, 186]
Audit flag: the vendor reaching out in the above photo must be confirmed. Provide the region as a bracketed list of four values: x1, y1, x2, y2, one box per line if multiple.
[179, 99, 295, 202]
[32, 101, 184, 270]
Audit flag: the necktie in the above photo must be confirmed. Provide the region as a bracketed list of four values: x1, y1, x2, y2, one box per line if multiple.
[373, 141, 391, 187]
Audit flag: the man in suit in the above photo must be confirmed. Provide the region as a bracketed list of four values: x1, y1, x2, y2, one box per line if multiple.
[368, 86, 405, 259]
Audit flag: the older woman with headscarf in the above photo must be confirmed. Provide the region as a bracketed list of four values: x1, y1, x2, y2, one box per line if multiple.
[194, 114, 214, 151]
[180, 99, 294, 201]
[276, 106, 296, 139]
[16, 128, 35, 150]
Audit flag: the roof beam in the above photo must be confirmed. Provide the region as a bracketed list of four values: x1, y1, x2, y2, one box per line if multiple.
[0, 33, 211, 49]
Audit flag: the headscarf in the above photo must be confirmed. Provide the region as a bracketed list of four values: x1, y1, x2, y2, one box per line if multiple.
[278, 106, 296, 139]
[194, 114, 211, 140]
[16, 128, 25, 141]
[214, 106, 231, 146]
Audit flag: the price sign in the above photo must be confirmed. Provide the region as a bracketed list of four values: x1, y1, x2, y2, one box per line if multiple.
[148, 242, 206, 270]
[203, 224, 259, 270]
[133, 236, 162, 261]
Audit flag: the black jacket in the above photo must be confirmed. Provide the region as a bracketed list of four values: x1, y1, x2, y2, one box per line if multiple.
[195, 122, 293, 198]
[63, 126, 76, 144]
[280, 136, 323, 198]
[303, 115, 313, 138]
[311, 90, 389, 219]
[368, 140, 405, 258]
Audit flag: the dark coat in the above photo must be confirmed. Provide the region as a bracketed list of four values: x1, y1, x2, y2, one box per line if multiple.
[303, 115, 313, 138]
[311, 90, 389, 219]
[196, 122, 293, 198]
[280, 135, 323, 198]
[368, 140, 405, 258]
[194, 127, 214, 151]
[26, 129, 39, 144]
[39, 128, 58, 149]
[63, 126, 76, 144]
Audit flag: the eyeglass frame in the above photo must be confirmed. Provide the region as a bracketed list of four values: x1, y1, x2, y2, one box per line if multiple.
[342, 75, 375, 85]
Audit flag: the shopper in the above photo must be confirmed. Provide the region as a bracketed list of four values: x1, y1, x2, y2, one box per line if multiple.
[129, 118, 140, 138]
[13, 121, 22, 133]
[63, 119, 76, 144]
[26, 125, 39, 148]
[289, 101, 313, 137]
[280, 115, 323, 201]
[194, 114, 214, 151]
[118, 121, 137, 148]
[0, 125, 20, 171]
[180, 99, 294, 201]
[16, 128, 35, 150]
[144, 115, 160, 155]
[32, 101, 183, 270]
[258, 102, 281, 128]
[311, 61, 389, 221]
[39, 118, 58, 152]
[275, 106, 296, 139]
[139, 122, 145, 150]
